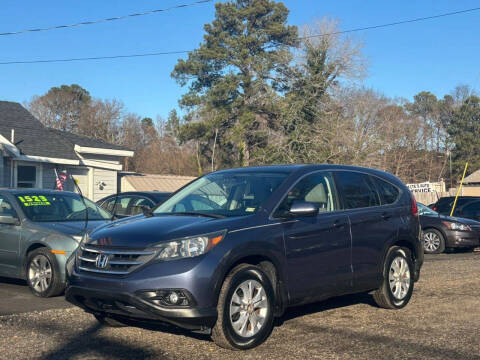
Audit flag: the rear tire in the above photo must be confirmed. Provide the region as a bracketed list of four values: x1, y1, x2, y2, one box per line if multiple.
[373, 246, 414, 309]
[212, 264, 275, 350]
[26, 248, 64, 298]
[422, 229, 445, 254]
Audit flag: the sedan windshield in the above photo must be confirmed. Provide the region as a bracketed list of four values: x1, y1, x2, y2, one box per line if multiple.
[154, 171, 289, 218]
[418, 203, 439, 216]
[15, 193, 111, 222]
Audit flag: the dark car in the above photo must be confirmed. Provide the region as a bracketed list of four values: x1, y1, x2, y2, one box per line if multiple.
[66, 165, 423, 350]
[428, 196, 480, 216]
[418, 203, 480, 254]
[97, 191, 171, 218]
[0, 189, 111, 297]
[450, 200, 480, 222]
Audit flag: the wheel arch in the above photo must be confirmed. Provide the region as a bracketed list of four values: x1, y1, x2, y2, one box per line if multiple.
[22, 242, 50, 277]
[215, 252, 287, 317]
[377, 237, 418, 285]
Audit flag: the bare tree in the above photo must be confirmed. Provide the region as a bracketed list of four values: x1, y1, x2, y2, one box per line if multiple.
[26, 84, 91, 132]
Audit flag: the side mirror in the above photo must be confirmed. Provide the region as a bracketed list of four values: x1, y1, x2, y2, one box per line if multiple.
[141, 205, 154, 218]
[0, 215, 19, 225]
[289, 201, 319, 217]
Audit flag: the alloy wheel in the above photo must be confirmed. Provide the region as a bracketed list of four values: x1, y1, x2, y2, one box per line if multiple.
[423, 231, 441, 252]
[28, 254, 53, 293]
[388, 256, 411, 301]
[229, 279, 269, 338]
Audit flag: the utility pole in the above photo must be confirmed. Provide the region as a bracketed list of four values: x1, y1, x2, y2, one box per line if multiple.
[448, 150, 452, 189]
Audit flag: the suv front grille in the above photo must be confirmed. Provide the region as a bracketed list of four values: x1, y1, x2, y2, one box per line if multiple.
[78, 245, 157, 275]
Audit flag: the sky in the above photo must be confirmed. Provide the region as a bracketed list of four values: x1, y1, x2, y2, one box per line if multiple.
[1, 0, 479, 120]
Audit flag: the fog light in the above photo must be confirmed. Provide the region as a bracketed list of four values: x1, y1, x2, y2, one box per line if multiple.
[169, 292, 179, 304]
[137, 289, 194, 307]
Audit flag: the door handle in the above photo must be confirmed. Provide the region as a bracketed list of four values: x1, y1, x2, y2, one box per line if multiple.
[381, 212, 391, 220]
[333, 220, 347, 228]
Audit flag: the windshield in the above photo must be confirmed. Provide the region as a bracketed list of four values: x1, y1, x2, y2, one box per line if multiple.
[15, 193, 111, 222]
[418, 203, 438, 216]
[154, 171, 289, 218]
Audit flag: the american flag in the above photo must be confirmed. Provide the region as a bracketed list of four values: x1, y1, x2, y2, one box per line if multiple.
[54, 169, 67, 190]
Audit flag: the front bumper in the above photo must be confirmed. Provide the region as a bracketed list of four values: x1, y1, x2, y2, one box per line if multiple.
[65, 285, 216, 330]
[445, 231, 480, 248]
[65, 254, 220, 330]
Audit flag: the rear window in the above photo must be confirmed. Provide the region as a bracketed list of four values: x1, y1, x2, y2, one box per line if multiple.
[335, 171, 380, 209]
[372, 177, 400, 205]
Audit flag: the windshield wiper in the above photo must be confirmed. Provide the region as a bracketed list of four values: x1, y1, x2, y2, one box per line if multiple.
[169, 211, 226, 219]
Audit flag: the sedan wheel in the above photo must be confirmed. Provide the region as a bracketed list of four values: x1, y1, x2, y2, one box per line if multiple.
[423, 229, 445, 254]
[28, 254, 53, 293]
[26, 248, 64, 297]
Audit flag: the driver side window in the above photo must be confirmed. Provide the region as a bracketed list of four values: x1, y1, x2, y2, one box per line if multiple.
[275, 172, 339, 217]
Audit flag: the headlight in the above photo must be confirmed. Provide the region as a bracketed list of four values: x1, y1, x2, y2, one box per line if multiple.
[155, 230, 226, 261]
[442, 221, 471, 231]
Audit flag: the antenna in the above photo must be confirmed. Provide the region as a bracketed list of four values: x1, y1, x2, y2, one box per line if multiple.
[70, 174, 89, 231]
[110, 185, 119, 222]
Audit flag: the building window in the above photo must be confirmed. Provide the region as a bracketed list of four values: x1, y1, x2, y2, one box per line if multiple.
[17, 165, 37, 188]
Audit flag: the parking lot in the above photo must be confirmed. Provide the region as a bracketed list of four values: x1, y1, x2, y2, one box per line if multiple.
[0, 252, 478, 360]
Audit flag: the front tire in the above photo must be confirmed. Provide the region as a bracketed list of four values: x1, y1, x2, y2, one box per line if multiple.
[423, 229, 445, 254]
[373, 246, 414, 309]
[212, 264, 275, 350]
[26, 248, 64, 298]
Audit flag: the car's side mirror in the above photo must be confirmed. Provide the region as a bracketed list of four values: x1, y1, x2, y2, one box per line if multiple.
[0, 215, 19, 225]
[289, 201, 319, 217]
[141, 205, 154, 217]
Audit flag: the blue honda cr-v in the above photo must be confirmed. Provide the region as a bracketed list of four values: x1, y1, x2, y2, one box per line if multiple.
[66, 165, 423, 350]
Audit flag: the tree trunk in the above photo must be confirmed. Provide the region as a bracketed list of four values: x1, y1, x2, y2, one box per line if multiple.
[196, 141, 203, 176]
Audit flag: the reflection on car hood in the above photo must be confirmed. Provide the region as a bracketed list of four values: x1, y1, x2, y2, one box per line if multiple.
[436, 214, 480, 225]
[36, 220, 110, 237]
[88, 215, 224, 247]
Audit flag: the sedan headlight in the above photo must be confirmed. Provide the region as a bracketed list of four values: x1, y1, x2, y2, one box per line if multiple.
[442, 221, 471, 231]
[155, 230, 226, 261]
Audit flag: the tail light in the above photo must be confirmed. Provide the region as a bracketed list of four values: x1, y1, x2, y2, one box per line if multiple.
[410, 192, 418, 217]
[432, 206, 437, 211]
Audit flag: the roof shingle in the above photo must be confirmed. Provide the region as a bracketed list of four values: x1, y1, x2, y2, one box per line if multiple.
[0, 101, 130, 159]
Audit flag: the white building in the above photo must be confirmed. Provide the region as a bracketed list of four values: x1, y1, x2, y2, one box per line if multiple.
[0, 101, 133, 201]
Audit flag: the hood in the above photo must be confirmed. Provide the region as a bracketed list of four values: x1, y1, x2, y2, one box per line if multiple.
[36, 220, 110, 238]
[88, 214, 235, 248]
[437, 214, 480, 225]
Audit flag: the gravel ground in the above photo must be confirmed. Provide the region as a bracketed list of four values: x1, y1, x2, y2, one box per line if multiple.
[1, 252, 479, 360]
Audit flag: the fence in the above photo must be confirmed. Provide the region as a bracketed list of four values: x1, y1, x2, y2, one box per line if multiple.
[411, 186, 480, 205]
[412, 190, 456, 205]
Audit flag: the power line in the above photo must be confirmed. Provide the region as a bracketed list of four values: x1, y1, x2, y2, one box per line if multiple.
[0, 6, 478, 65]
[0, 0, 212, 37]
[0, 50, 190, 65]
[299, 6, 480, 40]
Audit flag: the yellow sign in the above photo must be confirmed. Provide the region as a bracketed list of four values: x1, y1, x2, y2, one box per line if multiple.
[17, 195, 51, 207]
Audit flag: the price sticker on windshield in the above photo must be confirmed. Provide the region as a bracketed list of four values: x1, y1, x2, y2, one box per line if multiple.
[17, 195, 51, 207]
